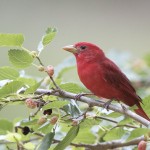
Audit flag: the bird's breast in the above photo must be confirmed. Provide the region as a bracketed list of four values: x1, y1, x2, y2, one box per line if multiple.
[77, 61, 107, 96]
[76, 60, 122, 100]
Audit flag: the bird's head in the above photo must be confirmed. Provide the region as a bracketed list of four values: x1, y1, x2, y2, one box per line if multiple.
[63, 42, 105, 61]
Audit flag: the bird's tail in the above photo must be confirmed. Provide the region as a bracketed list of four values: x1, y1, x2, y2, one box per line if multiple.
[134, 106, 150, 121]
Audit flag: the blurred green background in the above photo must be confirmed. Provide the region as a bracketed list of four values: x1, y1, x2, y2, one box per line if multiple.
[0, 0, 150, 120]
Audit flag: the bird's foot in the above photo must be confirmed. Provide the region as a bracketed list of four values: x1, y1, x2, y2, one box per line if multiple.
[75, 93, 93, 100]
[103, 99, 113, 111]
[121, 103, 127, 111]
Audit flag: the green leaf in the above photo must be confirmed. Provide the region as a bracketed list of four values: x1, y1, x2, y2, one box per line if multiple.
[0, 81, 24, 98]
[42, 28, 57, 46]
[6, 132, 22, 142]
[127, 128, 149, 141]
[24, 142, 35, 150]
[60, 83, 86, 93]
[80, 118, 100, 128]
[63, 100, 82, 118]
[43, 100, 69, 110]
[20, 119, 38, 126]
[0, 66, 19, 80]
[0, 33, 24, 47]
[17, 77, 37, 86]
[107, 112, 122, 118]
[38, 27, 57, 52]
[38, 122, 53, 134]
[144, 53, 150, 67]
[103, 127, 125, 141]
[8, 49, 34, 68]
[24, 79, 43, 94]
[54, 125, 79, 150]
[118, 117, 133, 125]
[38, 132, 55, 150]
[142, 96, 150, 116]
[0, 119, 13, 134]
[73, 129, 96, 144]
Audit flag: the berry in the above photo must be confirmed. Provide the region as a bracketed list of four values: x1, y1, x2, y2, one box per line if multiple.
[22, 126, 30, 135]
[138, 140, 146, 150]
[37, 117, 47, 125]
[71, 120, 79, 126]
[43, 109, 52, 115]
[50, 116, 58, 125]
[46, 65, 54, 77]
[25, 98, 37, 109]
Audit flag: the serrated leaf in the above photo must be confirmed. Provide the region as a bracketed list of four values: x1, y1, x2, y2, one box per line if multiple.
[73, 129, 96, 144]
[103, 127, 125, 141]
[17, 77, 37, 86]
[8, 49, 34, 68]
[24, 79, 43, 94]
[0, 66, 19, 80]
[0, 34, 24, 47]
[0, 119, 13, 134]
[38, 27, 57, 52]
[43, 100, 69, 110]
[60, 83, 85, 93]
[38, 132, 55, 150]
[127, 128, 149, 141]
[0, 81, 24, 98]
[54, 125, 79, 150]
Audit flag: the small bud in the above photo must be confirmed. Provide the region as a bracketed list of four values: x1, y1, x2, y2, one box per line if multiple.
[25, 98, 37, 109]
[22, 126, 30, 135]
[38, 65, 45, 72]
[46, 65, 54, 77]
[71, 120, 79, 126]
[37, 116, 47, 125]
[43, 109, 52, 115]
[50, 116, 58, 125]
[30, 51, 38, 58]
[138, 140, 146, 150]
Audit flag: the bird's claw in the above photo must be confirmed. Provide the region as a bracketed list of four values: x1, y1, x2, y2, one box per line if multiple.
[121, 104, 127, 111]
[103, 100, 113, 111]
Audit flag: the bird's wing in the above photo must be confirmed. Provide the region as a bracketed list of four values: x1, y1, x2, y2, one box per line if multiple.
[101, 58, 136, 93]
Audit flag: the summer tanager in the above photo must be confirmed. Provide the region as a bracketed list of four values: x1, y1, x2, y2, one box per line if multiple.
[63, 42, 150, 121]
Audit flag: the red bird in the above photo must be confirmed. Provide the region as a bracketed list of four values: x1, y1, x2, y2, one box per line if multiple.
[63, 42, 150, 121]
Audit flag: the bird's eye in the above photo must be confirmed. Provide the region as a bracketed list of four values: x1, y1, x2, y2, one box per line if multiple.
[80, 46, 86, 50]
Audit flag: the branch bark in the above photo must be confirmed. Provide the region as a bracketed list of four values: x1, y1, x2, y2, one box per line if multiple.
[34, 88, 150, 127]
[53, 135, 145, 150]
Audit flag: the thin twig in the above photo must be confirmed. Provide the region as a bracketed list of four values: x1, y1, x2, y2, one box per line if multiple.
[36, 56, 44, 66]
[95, 116, 138, 128]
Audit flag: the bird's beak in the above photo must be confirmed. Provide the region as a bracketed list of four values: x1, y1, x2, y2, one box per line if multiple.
[62, 45, 77, 53]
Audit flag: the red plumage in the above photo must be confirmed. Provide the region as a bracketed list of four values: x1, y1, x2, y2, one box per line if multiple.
[63, 42, 150, 121]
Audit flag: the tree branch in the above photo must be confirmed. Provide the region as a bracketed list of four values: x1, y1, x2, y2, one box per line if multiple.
[53, 135, 145, 150]
[33, 88, 150, 127]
